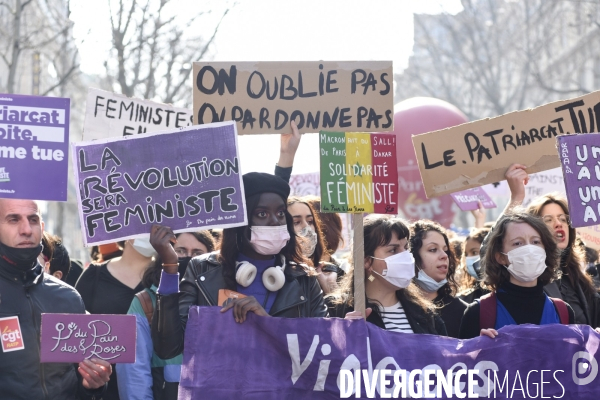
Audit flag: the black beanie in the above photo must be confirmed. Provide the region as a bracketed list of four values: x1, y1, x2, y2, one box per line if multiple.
[242, 172, 290, 202]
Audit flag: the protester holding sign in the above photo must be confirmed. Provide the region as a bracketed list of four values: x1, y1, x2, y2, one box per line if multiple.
[0, 199, 111, 399]
[117, 231, 215, 400]
[151, 172, 328, 360]
[459, 212, 575, 339]
[329, 215, 447, 335]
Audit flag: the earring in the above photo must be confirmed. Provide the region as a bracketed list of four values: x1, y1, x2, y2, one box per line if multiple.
[368, 274, 375, 282]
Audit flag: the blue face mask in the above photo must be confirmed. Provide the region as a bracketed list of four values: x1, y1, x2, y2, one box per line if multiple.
[465, 256, 480, 278]
[415, 269, 447, 293]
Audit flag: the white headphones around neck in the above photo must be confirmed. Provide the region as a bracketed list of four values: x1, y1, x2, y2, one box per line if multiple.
[235, 256, 286, 292]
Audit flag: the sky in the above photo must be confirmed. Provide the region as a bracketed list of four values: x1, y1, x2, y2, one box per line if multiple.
[69, 0, 462, 175]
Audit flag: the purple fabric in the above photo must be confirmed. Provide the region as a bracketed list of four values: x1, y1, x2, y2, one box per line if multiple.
[235, 254, 277, 313]
[558, 133, 600, 227]
[0, 94, 70, 201]
[179, 307, 600, 399]
[157, 270, 179, 295]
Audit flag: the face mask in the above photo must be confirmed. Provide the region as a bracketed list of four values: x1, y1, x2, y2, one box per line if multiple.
[502, 245, 547, 283]
[131, 238, 156, 258]
[178, 256, 192, 277]
[0, 241, 43, 272]
[297, 226, 317, 257]
[370, 251, 415, 289]
[416, 269, 448, 293]
[249, 225, 290, 256]
[465, 256, 480, 278]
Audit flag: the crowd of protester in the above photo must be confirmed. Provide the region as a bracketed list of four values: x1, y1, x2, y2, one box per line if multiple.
[2, 121, 600, 399]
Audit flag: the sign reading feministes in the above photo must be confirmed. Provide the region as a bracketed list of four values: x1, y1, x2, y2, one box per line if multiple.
[83, 88, 193, 141]
[193, 61, 393, 134]
[180, 307, 600, 399]
[558, 133, 600, 228]
[450, 187, 496, 211]
[40, 314, 136, 363]
[319, 131, 398, 214]
[72, 120, 246, 246]
[412, 90, 600, 198]
[0, 93, 69, 201]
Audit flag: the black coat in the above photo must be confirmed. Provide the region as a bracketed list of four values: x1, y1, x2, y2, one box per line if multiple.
[152, 253, 328, 359]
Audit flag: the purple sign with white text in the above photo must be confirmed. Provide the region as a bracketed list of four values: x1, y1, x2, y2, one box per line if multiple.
[450, 187, 496, 211]
[0, 93, 70, 201]
[558, 133, 600, 228]
[40, 313, 136, 363]
[180, 307, 600, 399]
[72, 121, 247, 245]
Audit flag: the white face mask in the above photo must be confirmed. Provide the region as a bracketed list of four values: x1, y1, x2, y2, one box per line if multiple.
[297, 226, 318, 257]
[465, 256, 480, 278]
[131, 238, 156, 258]
[370, 251, 415, 289]
[502, 244, 547, 283]
[416, 269, 448, 293]
[249, 225, 290, 255]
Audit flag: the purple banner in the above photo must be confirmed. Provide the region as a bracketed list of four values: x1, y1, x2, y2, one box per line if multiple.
[450, 187, 496, 211]
[72, 121, 247, 245]
[558, 133, 600, 228]
[40, 313, 136, 363]
[0, 93, 70, 201]
[180, 307, 600, 399]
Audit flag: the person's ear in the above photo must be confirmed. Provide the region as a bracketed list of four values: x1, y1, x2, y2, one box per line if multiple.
[41, 220, 45, 232]
[495, 251, 508, 266]
[364, 256, 372, 270]
[52, 271, 63, 280]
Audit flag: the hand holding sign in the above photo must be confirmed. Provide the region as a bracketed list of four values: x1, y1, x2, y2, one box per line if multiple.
[505, 163, 530, 212]
[150, 224, 178, 273]
[278, 120, 301, 168]
[79, 358, 112, 390]
[220, 296, 270, 323]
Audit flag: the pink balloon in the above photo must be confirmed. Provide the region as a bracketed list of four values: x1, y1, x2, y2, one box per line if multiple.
[382, 97, 468, 227]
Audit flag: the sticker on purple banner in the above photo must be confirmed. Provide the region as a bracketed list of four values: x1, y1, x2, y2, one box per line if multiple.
[450, 187, 496, 211]
[0, 93, 70, 201]
[40, 313, 136, 363]
[72, 120, 247, 246]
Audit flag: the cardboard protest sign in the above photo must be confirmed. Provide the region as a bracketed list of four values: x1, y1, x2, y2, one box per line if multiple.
[522, 167, 566, 207]
[450, 187, 496, 211]
[412, 90, 600, 198]
[578, 225, 600, 251]
[0, 93, 69, 201]
[72, 120, 247, 246]
[557, 133, 600, 228]
[40, 314, 136, 363]
[83, 88, 193, 141]
[319, 132, 398, 214]
[193, 61, 393, 134]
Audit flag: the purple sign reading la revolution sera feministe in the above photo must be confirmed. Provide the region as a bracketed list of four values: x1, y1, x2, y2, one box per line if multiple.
[40, 314, 136, 363]
[181, 307, 600, 400]
[0, 93, 70, 201]
[450, 187, 496, 211]
[72, 120, 247, 246]
[558, 133, 600, 228]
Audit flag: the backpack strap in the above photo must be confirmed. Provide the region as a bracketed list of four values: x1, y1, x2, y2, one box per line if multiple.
[549, 297, 569, 325]
[135, 290, 154, 324]
[479, 291, 497, 330]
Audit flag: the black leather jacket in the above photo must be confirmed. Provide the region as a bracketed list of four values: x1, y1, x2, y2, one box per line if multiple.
[0, 260, 105, 400]
[152, 253, 328, 359]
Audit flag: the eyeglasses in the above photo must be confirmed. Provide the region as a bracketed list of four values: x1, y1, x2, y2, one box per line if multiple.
[175, 248, 206, 258]
[542, 214, 570, 226]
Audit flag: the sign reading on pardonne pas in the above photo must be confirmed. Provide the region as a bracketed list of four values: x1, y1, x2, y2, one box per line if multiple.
[181, 307, 600, 399]
[82, 88, 193, 141]
[72, 121, 246, 246]
[319, 132, 397, 214]
[0, 93, 69, 201]
[412, 90, 600, 198]
[193, 61, 393, 134]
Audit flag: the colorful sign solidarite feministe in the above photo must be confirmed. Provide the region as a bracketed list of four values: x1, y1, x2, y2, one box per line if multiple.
[0, 93, 70, 201]
[82, 88, 193, 141]
[319, 132, 398, 214]
[193, 61, 394, 134]
[180, 307, 600, 399]
[40, 313, 136, 363]
[72, 120, 247, 246]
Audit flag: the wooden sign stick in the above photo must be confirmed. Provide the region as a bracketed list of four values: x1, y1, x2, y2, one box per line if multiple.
[352, 214, 366, 318]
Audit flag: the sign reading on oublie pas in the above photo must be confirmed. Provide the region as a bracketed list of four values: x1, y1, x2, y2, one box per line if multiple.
[72, 121, 246, 246]
[0, 93, 70, 201]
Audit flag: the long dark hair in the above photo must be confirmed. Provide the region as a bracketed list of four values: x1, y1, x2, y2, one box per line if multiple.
[527, 193, 597, 301]
[218, 193, 309, 290]
[305, 196, 344, 254]
[287, 196, 327, 268]
[410, 220, 458, 296]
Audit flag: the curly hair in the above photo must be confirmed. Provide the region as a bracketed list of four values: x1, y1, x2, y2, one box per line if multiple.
[287, 196, 328, 268]
[409, 220, 458, 296]
[481, 211, 559, 291]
